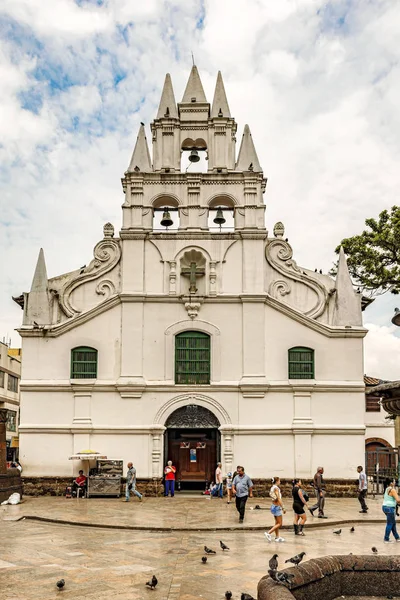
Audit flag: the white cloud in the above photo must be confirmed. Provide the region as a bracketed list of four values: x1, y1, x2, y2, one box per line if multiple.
[0, 0, 400, 381]
[364, 323, 400, 381]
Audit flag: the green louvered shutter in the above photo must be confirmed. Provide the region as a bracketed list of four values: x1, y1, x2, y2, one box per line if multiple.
[175, 332, 210, 384]
[288, 347, 314, 379]
[71, 347, 98, 379]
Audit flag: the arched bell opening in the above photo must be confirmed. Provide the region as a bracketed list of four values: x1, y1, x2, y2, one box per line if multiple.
[181, 137, 208, 173]
[152, 196, 180, 231]
[208, 196, 235, 232]
[163, 404, 221, 492]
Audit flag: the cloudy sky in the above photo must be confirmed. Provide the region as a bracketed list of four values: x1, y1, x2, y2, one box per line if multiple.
[0, 0, 399, 378]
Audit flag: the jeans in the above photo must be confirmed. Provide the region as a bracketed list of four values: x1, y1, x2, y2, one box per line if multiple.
[310, 490, 325, 515]
[125, 483, 142, 501]
[216, 483, 223, 498]
[235, 495, 248, 520]
[165, 479, 175, 497]
[358, 489, 368, 511]
[382, 506, 399, 541]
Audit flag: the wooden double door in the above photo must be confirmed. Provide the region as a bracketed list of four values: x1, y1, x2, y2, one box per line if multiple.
[166, 428, 218, 488]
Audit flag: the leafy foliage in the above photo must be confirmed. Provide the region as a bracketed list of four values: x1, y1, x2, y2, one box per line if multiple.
[333, 206, 400, 297]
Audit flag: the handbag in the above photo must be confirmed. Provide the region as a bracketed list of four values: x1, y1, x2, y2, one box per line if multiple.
[128, 483, 133, 491]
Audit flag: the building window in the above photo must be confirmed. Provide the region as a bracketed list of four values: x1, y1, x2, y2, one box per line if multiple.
[71, 347, 98, 379]
[7, 374, 18, 393]
[6, 410, 17, 432]
[288, 347, 315, 379]
[175, 331, 210, 384]
[366, 395, 381, 412]
[0, 370, 4, 388]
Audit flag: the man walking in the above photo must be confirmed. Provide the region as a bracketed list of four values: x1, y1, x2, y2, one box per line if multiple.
[309, 466, 326, 518]
[232, 466, 253, 523]
[125, 462, 143, 502]
[357, 465, 368, 513]
[215, 462, 223, 499]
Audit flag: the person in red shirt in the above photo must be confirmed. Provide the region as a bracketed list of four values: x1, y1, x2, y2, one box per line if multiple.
[164, 461, 176, 497]
[72, 470, 87, 496]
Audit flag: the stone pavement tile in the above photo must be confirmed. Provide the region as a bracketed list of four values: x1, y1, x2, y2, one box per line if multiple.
[2, 495, 389, 532]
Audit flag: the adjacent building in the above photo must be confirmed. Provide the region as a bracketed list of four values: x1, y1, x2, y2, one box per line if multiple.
[0, 343, 21, 464]
[16, 66, 370, 487]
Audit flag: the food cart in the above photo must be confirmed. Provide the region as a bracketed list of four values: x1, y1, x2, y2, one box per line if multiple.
[68, 451, 123, 498]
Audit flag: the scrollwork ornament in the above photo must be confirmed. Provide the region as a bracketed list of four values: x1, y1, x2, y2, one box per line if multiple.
[95, 279, 116, 299]
[59, 238, 121, 317]
[269, 280, 291, 299]
[266, 238, 329, 319]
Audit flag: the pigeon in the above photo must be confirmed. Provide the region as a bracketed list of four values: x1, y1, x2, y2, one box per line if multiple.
[225, 592, 232, 600]
[201, 556, 207, 563]
[140, 122, 145, 126]
[56, 579, 65, 590]
[254, 504, 261, 510]
[241, 594, 255, 600]
[333, 529, 341, 535]
[204, 545, 216, 554]
[164, 107, 170, 117]
[220, 540, 230, 551]
[269, 554, 279, 571]
[248, 163, 253, 171]
[285, 552, 306, 567]
[372, 547, 378, 554]
[319, 269, 322, 274]
[350, 527, 355, 533]
[146, 575, 158, 590]
[314, 268, 318, 272]
[274, 571, 295, 586]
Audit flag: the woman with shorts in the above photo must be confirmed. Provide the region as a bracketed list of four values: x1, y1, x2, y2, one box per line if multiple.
[265, 477, 286, 543]
[292, 479, 309, 536]
[226, 472, 233, 504]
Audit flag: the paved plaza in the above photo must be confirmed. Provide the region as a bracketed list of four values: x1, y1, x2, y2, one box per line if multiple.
[1, 496, 400, 599]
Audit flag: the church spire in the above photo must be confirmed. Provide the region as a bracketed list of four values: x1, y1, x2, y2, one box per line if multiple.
[235, 124, 262, 172]
[127, 123, 152, 172]
[211, 71, 231, 118]
[26, 248, 51, 325]
[333, 246, 362, 326]
[156, 73, 178, 119]
[181, 65, 207, 103]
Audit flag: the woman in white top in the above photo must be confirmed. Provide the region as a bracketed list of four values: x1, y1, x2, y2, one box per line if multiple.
[265, 476, 286, 543]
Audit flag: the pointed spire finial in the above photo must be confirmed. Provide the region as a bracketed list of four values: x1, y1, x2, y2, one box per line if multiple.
[235, 124, 262, 172]
[333, 246, 362, 326]
[27, 248, 51, 325]
[211, 71, 231, 118]
[181, 65, 207, 103]
[127, 123, 152, 172]
[156, 73, 178, 119]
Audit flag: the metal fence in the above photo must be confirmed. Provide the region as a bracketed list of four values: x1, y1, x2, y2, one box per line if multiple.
[365, 447, 399, 496]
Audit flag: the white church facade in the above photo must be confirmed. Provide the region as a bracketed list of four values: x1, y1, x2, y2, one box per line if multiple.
[17, 67, 373, 486]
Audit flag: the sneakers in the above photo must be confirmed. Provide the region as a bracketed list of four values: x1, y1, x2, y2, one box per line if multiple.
[264, 532, 272, 542]
[318, 515, 328, 519]
[384, 540, 394, 543]
[239, 518, 243, 523]
[275, 537, 285, 542]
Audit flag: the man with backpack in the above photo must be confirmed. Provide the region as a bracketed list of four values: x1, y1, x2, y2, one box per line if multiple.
[232, 466, 253, 523]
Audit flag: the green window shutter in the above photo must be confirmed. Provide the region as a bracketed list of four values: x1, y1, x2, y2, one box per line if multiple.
[288, 347, 314, 379]
[71, 347, 98, 379]
[175, 332, 210, 384]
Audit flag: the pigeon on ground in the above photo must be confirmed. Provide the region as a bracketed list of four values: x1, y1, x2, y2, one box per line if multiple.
[269, 554, 279, 571]
[350, 527, 355, 532]
[220, 540, 230, 551]
[204, 545, 216, 554]
[56, 579, 65, 590]
[285, 552, 306, 567]
[225, 592, 232, 600]
[146, 575, 158, 590]
[241, 594, 255, 600]
[254, 504, 261, 510]
[372, 547, 378, 554]
[333, 529, 341, 535]
[201, 556, 207, 563]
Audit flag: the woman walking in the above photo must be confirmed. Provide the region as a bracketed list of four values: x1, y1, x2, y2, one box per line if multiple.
[382, 479, 400, 543]
[292, 479, 309, 536]
[265, 477, 286, 543]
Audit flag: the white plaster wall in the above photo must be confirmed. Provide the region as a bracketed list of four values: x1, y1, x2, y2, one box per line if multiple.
[365, 425, 395, 447]
[20, 433, 73, 476]
[233, 434, 295, 478]
[311, 434, 364, 478]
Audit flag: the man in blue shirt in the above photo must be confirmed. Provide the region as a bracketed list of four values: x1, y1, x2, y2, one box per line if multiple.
[232, 465, 253, 523]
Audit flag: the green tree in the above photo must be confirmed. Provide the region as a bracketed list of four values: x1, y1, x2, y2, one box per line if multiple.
[333, 206, 400, 297]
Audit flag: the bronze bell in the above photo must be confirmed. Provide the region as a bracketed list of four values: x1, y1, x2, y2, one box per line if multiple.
[213, 208, 226, 226]
[160, 208, 173, 228]
[188, 149, 200, 163]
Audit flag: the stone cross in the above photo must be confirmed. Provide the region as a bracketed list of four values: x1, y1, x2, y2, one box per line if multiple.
[181, 261, 205, 294]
